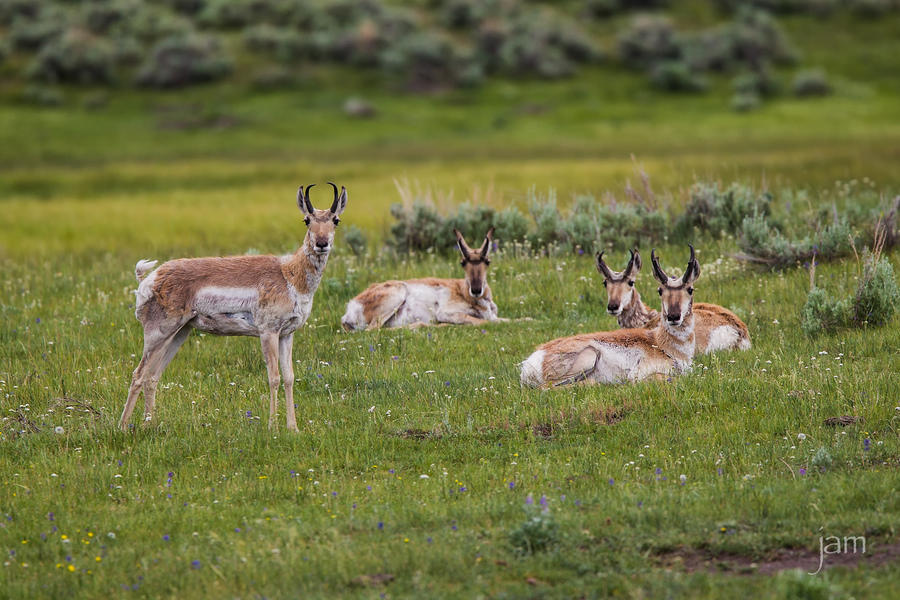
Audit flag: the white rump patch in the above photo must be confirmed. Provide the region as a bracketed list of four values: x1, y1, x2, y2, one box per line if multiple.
[134, 259, 158, 282]
[520, 350, 546, 387]
[706, 325, 741, 352]
[134, 268, 159, 313]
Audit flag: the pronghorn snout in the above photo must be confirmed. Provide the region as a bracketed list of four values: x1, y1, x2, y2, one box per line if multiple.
[607, 303, 621, 315]
[470, 285, 484, 298]
[666, 312, 682, 325]
[314, 238, 330, 252]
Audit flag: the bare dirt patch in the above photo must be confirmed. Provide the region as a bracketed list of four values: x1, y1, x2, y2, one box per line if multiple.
[656, 540, 900, 575]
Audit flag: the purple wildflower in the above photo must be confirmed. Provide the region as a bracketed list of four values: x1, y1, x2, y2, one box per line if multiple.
[539, 495, 547, 507]
[377, 522, 384, 530]
[162, 535, 170, 541]
[48, 512, 54, 521]
[191, 560, 201, 569]
[799, 468, 806, 476]
[608, 478, 614, 485]
[509, 481, 515, 489]
[525, 494, 534, 505]
[864, 438, 871, 452]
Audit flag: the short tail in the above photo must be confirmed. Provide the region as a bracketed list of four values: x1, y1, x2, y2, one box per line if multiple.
[520, 349, 546, 388]
[135, 259, 158, 282]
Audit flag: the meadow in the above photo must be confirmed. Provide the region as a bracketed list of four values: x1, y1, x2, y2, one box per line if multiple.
[3, 3, 900, 598]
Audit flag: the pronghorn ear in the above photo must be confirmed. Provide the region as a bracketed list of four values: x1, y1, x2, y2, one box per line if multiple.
[297, 184, 315, 217]
[454, 229, 472, 262]
[480, 227, 495, 257]
[650, 248, 669, 285]
[328, 182, 348, 216]
[596, 251, 614, 280]
[683, 244, 700, 284]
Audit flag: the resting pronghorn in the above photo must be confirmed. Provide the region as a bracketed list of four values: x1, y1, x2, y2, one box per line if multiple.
[521, 246, 700, 387]
[595, 248, 750, 353]
[120, 183, 348, 431]
[341, 228, 501, 330]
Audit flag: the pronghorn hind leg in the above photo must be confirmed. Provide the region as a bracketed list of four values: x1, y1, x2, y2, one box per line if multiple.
[141, 325, 192, 427]
[260, 332, 281, 430]
[119, 321, 181, 431]
[278, 333, 298, 432]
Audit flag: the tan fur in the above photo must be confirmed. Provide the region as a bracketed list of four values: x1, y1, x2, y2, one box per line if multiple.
[121, 185, 348, 432]
[597, 250, 750, 353]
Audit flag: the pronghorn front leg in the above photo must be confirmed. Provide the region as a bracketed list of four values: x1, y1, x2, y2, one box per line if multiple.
[260, 332, 281, 429]
[436, 312, 489, 326]
[278, 333, 298, 432]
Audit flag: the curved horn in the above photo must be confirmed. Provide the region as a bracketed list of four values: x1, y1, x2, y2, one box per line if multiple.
[596, 251, 614, 279]
[328, 181, 340, 213]
[650, 248, 669, 284]
[479, 227, 495, 257]
[683, 244, 699, 284]
[624, 248, 637, 277]
[454, 228, 472, 261]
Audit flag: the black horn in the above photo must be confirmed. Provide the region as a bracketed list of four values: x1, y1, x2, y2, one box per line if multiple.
[596, 251, 614, 279]
[328, 181, 340, 213]
[624, 248, 638, 277]
[683, 244, 699, 283]
[651, 248, 669, 284]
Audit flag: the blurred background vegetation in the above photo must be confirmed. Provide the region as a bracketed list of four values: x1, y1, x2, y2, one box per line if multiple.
[1, 0, 899, 256]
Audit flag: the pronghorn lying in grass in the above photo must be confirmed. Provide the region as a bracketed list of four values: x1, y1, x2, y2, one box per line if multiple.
[521, 246, 700, 387]
[120, 183, 348, 432]
[341, 228, 501, 330]
[595, 249, 751, 353]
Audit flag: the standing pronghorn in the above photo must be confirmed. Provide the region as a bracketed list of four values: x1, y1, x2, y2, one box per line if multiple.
[521, 246, 700, 387]
[341, 228, 501, 330]
[595, 248, 751, 353]
[120, 183, 348, 431]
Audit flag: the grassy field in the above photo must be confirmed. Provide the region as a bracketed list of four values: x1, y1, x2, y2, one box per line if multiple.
[3, 5, 900, 598]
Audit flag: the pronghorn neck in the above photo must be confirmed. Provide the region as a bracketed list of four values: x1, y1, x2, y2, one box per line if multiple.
[653, 311, 695, 367]
[618, 288, 659, 329]
[281, 242, 329, 295]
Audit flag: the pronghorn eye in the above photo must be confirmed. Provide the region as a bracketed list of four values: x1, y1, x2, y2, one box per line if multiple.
[304, 217, 311, 226]
[602, 280, 607, 287]
[628, 281, 634, 287]
[687, 287, 693, 295]
[460, 260, 466, 267]
[483, 258, 490, 266]
[658, 288, 663, 296]
[333, 217, 340, 226]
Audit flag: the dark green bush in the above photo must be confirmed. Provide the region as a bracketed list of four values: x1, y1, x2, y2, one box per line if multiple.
[649, 60, 708, 92]
[84, 0, 137, 35]
[853, 252, 899, 325]
[0, 0, 39, 26]
[10, 8, 65, 52]
[508, 508, 560, 555]
[801, 287, 850, 336]
[792, 68, 831, 96]
[729, 7, 796, 69]
[123, 6, 195, 42]
[387, 202, 447, 254]
[20, 84, 63, 106]
[243, 24, 307, 62]
[343, 224, 369, 256]
[738, 214, 852, 268]
[617, 15, 681, 68]
[380, 31, 464, 90]
[28, 28, 115, 84]
[136, 34, 232, 89]
[493, 205, 530, 246]
[732, 68, 780, 96]
[677, 182, 772, 237]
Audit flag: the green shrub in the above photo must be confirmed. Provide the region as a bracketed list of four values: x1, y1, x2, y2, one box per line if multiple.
[9, 8, 65, 52]
[243, 24, 307, 62]
[136, 33, 232, 89]
[853, 252, 899, 326]
[729, 7, 796, 68]
[493, 205, 530, 246]
[528, 188, 568, 250]
[738, 214, 851, 268]
[649, 60, 708, 92]
[124, 6, 195, 42]
[792, 68, 831, 97]
[446, 204, 496, 242]
[28, 28, 115, 85]
[677, 182, 772, 238]
[387, 201, 446, 254]
[343, 225, 368, 256]
[617, 15, 681, 69]
[0, 0, 39, 26]
[508, 508, 560, 556]
[19, 84, 63, 106]
[84, 0, 137, 35]
[801, 287, 850, 336]
[732, 68, 780, 96]
[380, 31, 464, 90]
[732, 91, 761, 111]
[251, 66, 295, 89]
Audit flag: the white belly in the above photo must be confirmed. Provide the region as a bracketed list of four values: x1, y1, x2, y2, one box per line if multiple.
[390, 284, 448, 326]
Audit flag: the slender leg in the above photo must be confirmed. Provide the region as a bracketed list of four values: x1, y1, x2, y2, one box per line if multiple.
[260, 332, 281, 430]
[141, 326, 191, 426]
[278, 333, 298, 432]
[120, 326, 174, 431]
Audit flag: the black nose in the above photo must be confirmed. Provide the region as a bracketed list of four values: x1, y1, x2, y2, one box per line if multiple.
[667, 314, 680, 323]
[316, 241, 328, 249]
[607, 303, 619, 312]
[471, 287, 482, 296]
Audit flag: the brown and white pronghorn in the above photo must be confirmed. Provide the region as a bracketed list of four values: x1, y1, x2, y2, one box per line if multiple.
[341, 228, 501, 330]
[521, 246, 700, 387]
[595, 248, 751, 353]
[120, 183, 348, 432]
